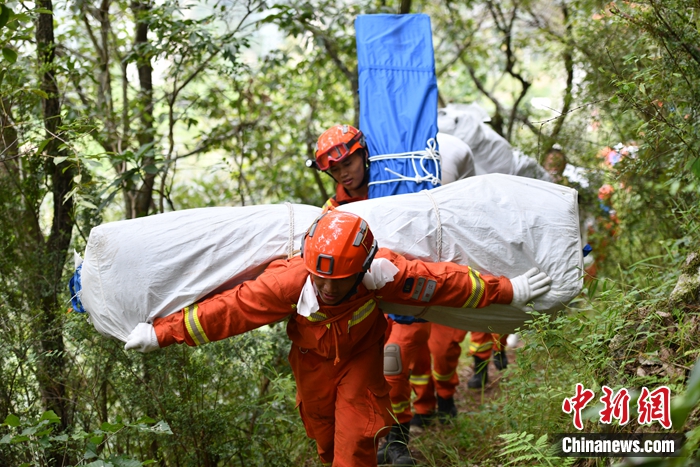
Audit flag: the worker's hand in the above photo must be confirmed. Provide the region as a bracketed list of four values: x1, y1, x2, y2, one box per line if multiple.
[510, 267, 551, 310]
[124, 322, 159, 353]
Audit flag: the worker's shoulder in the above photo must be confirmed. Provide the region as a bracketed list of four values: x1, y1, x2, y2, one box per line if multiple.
[266, 256, 307, 275]
[375, 248, 402, 262]
[261, 257, 307, 300]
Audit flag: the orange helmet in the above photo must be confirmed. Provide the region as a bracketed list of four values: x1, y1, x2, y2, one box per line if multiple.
[301, 211, 378, 279]
[314, 124, 367, 171]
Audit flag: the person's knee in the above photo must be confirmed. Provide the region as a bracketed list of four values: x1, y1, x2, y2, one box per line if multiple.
[383, 343, 402, 375]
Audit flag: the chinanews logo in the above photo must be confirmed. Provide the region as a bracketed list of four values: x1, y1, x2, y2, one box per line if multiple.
[554, 384, 684, 457]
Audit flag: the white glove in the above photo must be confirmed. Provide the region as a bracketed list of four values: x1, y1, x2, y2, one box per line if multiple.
[124, 323, 159, 353]
[510, 267, 552, 310]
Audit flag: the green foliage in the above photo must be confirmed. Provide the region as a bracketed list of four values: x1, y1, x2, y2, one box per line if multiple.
[0, 410, 164, 466]
[499, 432, 574, 467]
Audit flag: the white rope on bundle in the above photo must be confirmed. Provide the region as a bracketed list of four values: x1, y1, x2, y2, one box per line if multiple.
[422, 189, 443, 263]
[285, 202, 295, 259]
[367, 138, 441, 187]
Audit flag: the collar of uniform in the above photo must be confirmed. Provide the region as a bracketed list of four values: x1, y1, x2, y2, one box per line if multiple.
[295, 258, 398, 317]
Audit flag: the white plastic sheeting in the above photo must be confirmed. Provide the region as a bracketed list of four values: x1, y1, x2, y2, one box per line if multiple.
[437, 103, 515, 175]
[512, 149, 553, 182]
[80, 204, 322, 341]
[437, 132, 476, 184]
[79, 174, 582, 341]
[340, 174, 583, 333]
[438, 104, 554, 184]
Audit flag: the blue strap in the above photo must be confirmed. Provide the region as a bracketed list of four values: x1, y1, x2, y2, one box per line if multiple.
[68, 264, 86, 313]
[389, 314, 428, 325]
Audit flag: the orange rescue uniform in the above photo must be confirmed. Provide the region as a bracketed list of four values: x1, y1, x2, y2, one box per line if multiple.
[469, 332, 508, 360]
[322, 182, 367, 210]
[411, 324, 468, 415]
[153, 249, 513, 467]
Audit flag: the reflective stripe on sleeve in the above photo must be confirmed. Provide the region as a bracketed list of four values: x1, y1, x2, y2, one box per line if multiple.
[462, 269, 485, 308]
[184, 304, 210, 346]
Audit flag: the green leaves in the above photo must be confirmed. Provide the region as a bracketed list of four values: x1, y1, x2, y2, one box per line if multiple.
[0, 4, 10, 29]
[1, 46, 16, 63]
[3, 413, 20, 427]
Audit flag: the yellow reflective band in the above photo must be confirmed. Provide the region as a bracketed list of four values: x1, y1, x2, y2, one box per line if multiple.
[322, 199, 335, 212]
[391, 400, 411, 413]
[184, 304, 209, 346]
[347, 299, 375, 331]
[469, 341, 493, 354]
[432, 369, 456, 382]
[410, 373, 431, 385]
[463, 269, 485, 308]
[307, 311, 328, 323]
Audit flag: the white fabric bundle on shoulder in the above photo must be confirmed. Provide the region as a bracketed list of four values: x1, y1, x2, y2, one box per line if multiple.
[340, 174, 583, 333]
[79, 204, 322, 341]
[78, 174, 582, 341]
[512, 149, 553, 182]
[437, 132, 476, 183]
[437, 103, 515, 175]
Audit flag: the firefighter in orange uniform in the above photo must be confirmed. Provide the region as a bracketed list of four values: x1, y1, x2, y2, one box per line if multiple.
[466, 331, 509, 389]
[313, 124, 433, 464]
[410, 324, 468, 424]
[125, 211, 552, 467]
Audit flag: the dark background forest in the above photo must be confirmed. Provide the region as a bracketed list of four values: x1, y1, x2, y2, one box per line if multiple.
[1, 0, 699, 465]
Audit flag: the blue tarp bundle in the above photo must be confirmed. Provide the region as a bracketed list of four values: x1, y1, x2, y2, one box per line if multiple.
[355, 13, 440, 199]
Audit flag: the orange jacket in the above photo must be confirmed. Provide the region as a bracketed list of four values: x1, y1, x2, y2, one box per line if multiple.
[322, 183, 367, 210]
[154, 249, 513, 362]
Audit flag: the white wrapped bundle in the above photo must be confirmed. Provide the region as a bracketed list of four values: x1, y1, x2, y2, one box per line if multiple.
[80, 204, 322, 341]
[513, 149, 553, 182]
[437, 132, 476, 184]
[79, 175, 582, 340]
[340, 174, 583, 333]
[437, 103, 515, 175]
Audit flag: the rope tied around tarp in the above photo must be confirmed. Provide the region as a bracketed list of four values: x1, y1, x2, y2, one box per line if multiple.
[422, 189, 443, 263]
[367, 138, 441, 187]
[285, 202, 296, 259]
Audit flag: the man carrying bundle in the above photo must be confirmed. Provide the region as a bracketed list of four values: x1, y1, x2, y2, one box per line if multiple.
[125, 210, 551, 467]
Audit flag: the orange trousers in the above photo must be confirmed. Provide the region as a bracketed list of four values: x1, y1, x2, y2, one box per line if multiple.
[469, 332, 508, 359]
[383, 320, 432, 425]
[289, 339, 393, 467]
[412, 323, 467, 415]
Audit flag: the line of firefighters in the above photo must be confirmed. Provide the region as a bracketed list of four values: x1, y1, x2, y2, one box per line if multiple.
[316, 124, 509, 466]
[124, 124, 553, 467]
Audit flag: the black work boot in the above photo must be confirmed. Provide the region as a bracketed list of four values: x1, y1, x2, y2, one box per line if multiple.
[410, 411, 435, 429]
[377, 423, 416, 466]
[467, 355, 489, 389]
[493, 349, 508, 371]
[436, 395, 457, 423]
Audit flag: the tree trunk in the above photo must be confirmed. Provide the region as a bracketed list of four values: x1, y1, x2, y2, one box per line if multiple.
[36, 0, 76, 464]
[131, 0, 156, 218]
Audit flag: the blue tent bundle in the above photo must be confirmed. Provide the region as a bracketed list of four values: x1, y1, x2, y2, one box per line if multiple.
[355, 13, 441, 199]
